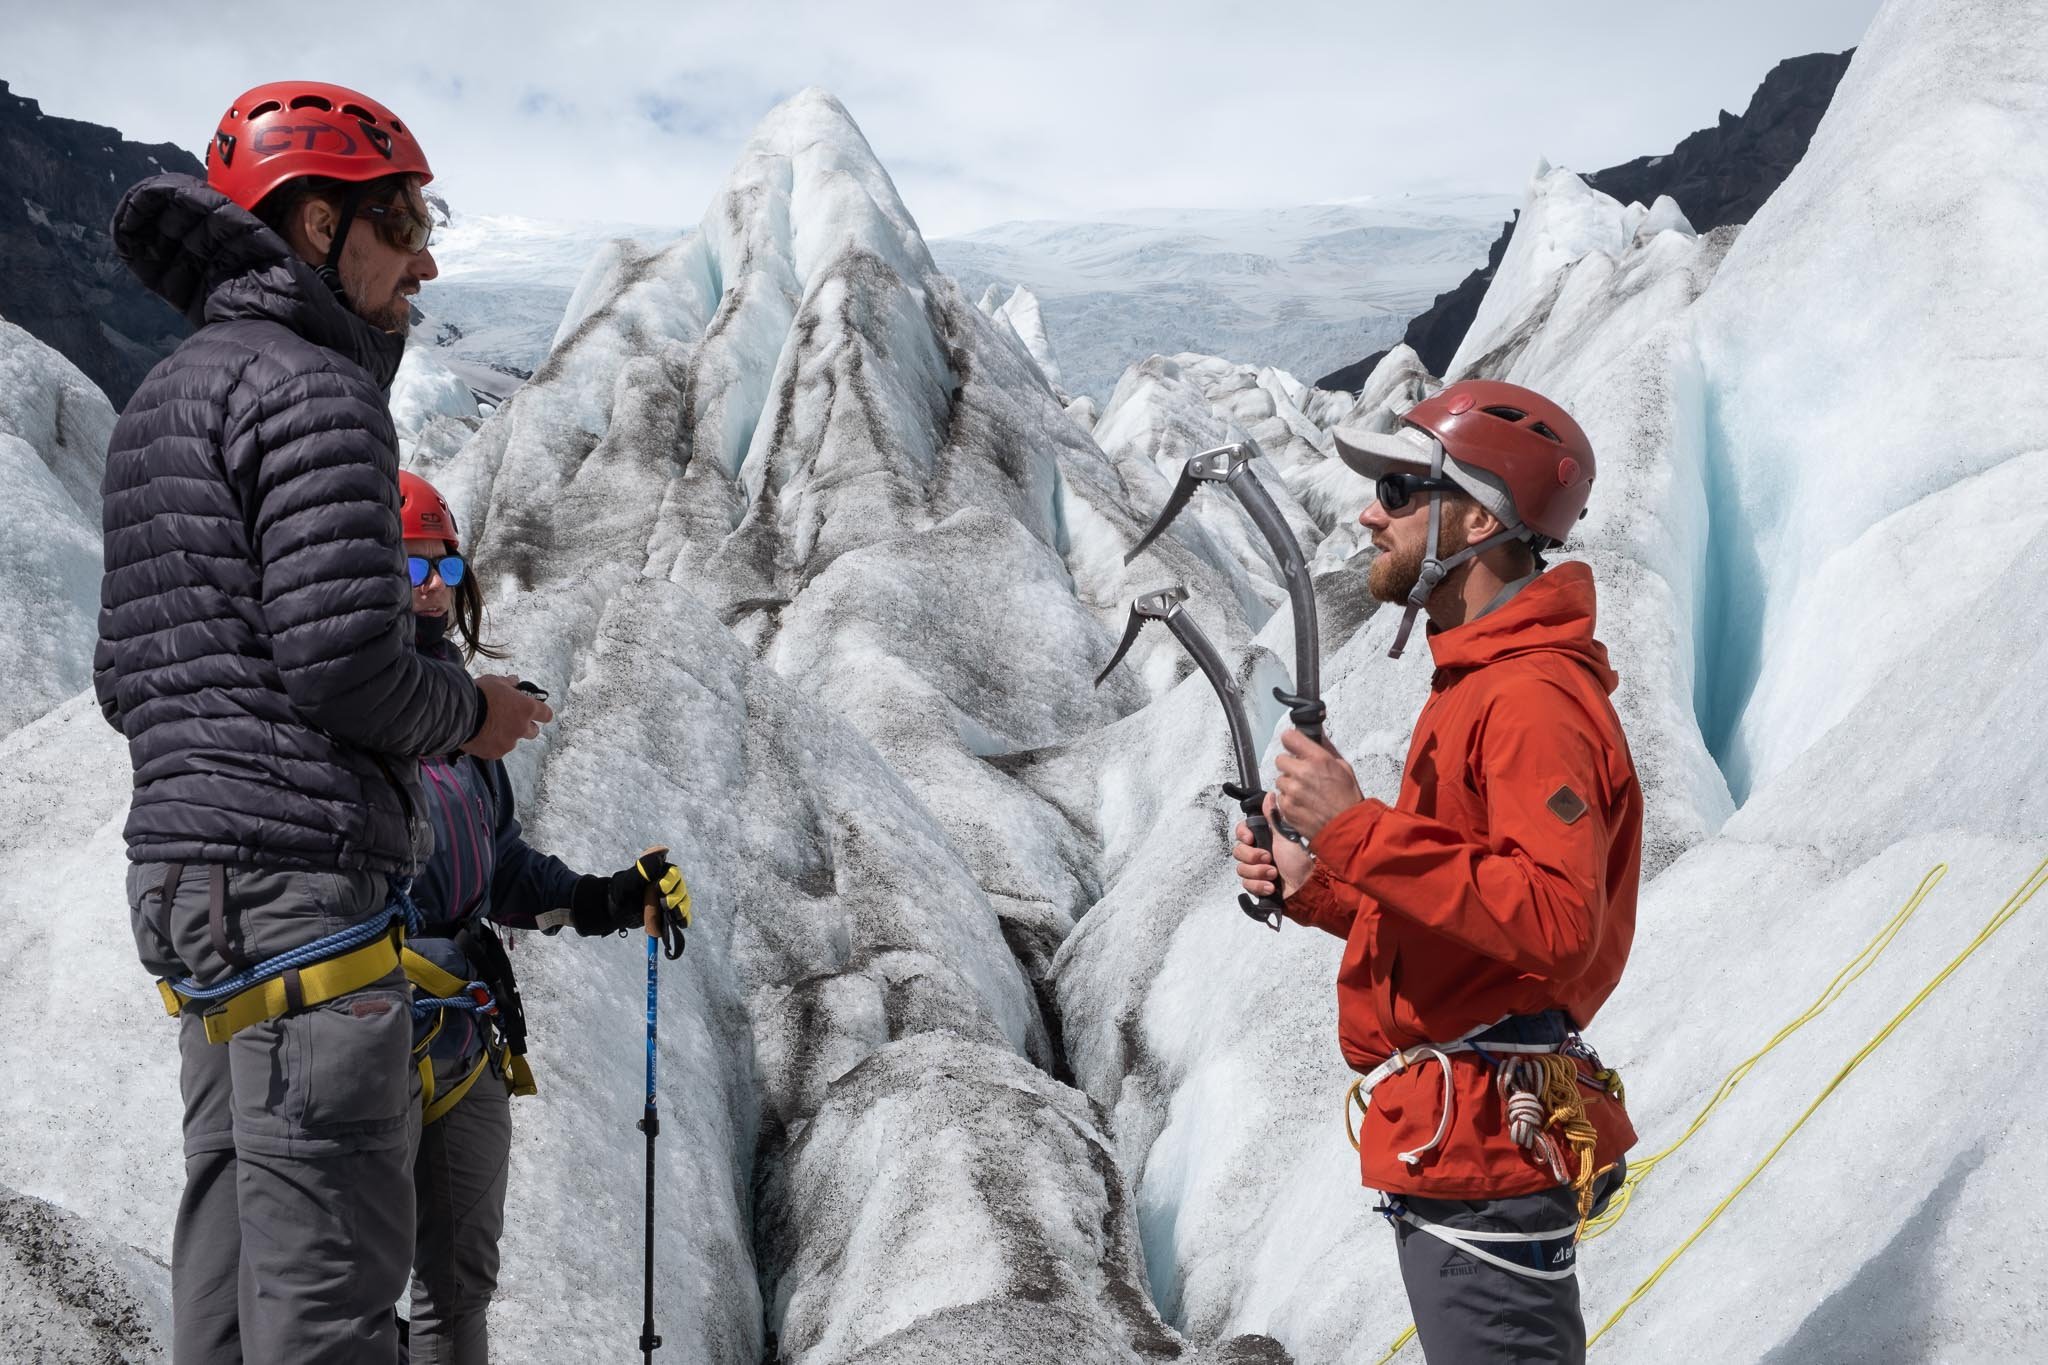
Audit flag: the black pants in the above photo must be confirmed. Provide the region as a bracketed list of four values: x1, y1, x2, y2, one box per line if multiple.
[1392, 1163, 1624, 1365]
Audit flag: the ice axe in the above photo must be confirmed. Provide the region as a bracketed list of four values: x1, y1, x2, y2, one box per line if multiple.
[1123, 442, 1329, 746]
[632, 845, 687, 1363]
[1094, 586, 1283, 930]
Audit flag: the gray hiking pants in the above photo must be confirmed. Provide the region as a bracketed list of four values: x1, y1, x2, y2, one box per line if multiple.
[128, 862, 420, 1365]
[409, 1050, 514, 1365]
[1391, 1163, 1624, 1365]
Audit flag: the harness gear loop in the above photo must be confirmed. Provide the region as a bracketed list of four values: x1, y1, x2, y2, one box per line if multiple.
[1498, 1054, 1603, 1228]
[403, 941, 533, 1121]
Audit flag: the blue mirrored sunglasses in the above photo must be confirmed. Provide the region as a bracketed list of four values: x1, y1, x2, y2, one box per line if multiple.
[407, 554, 466, 587]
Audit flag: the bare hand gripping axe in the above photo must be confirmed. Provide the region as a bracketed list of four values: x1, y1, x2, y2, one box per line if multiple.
[1123, 442, 1328, 746]
[1094, 586, 1283, 930]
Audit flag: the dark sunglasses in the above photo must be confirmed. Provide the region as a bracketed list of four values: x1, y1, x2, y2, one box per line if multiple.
[1375, 472, 1462, 512]
[361, 200, 435, 253]
[407, 554, 466, 587]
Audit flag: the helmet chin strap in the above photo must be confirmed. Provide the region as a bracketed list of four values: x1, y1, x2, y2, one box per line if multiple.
[314, 184, 370, 309]
[1387, 446, 1529, 659]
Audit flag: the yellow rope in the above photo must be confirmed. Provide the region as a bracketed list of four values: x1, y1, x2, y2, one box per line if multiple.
[1581, 862, 1947, 1239]
[1372, 1324, 1418, 1365]
[1588, 856, 2047, 1348]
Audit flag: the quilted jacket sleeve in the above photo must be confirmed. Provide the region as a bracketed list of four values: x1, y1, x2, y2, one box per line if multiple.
[232, 365, 479, 755]
[1308, 684, 1613, 981]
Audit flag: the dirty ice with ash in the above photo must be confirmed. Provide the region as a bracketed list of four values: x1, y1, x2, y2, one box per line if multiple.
[2, 0, 2045, 1358]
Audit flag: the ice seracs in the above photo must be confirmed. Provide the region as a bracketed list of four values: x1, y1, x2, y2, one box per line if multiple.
[395, 85, 1289, 1360]
[0, 317, 114, 739]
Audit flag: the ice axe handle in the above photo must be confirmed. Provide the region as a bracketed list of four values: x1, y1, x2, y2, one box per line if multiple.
[1225, 786, 1285, 931]
[1275, 688, 1328, 748]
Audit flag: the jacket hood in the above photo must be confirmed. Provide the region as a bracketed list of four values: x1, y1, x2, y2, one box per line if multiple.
[111, 173, 404, 389]
[1426, 561, 1619, 693]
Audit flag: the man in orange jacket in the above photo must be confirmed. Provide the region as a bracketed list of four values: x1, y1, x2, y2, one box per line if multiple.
[1235, 379, 1641, 1364]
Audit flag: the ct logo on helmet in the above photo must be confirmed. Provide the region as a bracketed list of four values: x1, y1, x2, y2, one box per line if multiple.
[250, 121, 359, 158]
[1557, 456, 1581, 486]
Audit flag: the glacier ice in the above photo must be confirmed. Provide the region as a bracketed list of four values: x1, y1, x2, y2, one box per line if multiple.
[936, 198, 1514, 403]
[0, 318, 113, 740]
[1690, 0, 2048, 804]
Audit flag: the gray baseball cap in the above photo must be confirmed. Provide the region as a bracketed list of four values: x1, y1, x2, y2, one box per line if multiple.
[1332, 424, 1522, 530]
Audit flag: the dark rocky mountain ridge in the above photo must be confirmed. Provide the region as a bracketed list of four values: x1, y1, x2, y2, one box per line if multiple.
[1318, 49, 1856, 391]
[0, 79, 202, 407]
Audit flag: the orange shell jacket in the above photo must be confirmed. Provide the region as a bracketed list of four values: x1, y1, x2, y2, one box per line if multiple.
[1284, 562, 1641, 1199]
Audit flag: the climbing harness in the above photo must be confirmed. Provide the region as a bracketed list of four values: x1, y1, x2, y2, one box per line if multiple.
[1344, 1010, 1621, 1223]
[402, 941, 537, 1125]
[154, 867, 422, 1044]
[1376, 1199, 1585, 1282]
[1094, 585, 1285, 929]
[1123, 442, 1331, 746]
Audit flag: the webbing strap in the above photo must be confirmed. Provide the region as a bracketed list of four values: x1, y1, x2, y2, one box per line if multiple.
[1394, 1208, 1582, 1281]
[207, 864, 253, 972]
[402, 946, 471, 999]
[167, 924, 405, 1044]
[406, 948, 537, 1116]
[424, 1054, 489, 1125]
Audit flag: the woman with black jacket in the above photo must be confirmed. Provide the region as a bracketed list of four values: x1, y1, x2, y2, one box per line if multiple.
[396, 470, 689, 1364]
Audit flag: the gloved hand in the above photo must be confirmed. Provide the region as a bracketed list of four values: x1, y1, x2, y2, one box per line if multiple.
[569, 853, 692, 937]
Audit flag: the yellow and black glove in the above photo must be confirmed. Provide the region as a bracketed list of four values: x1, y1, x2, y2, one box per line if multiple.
[570, 853, 691, 937]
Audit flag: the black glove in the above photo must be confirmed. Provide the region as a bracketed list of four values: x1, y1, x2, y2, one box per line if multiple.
[568, 854, 692, 937]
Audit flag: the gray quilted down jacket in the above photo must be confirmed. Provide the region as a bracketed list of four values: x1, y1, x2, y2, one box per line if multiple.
[94, 174, 479, 874]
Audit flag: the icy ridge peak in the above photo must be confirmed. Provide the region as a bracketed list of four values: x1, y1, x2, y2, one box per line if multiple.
[711, 86, 937, 287]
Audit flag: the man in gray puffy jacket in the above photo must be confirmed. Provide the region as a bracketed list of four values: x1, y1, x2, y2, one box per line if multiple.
[95, 80, 550, 1364]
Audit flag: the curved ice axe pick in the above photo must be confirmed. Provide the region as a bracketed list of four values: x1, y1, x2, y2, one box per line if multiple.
[1123, 442, 1328, 746]
[1094, 586, 1284, 930]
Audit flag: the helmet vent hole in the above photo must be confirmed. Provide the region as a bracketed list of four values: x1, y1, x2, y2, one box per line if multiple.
[288, 94, 333, 112]
[1480, 405, 1527, 423]
[1529, 421, 1562, 443]
[247, 100, 282, 120]
[341, 103, 378, 124]
[390, 119, 406, 134]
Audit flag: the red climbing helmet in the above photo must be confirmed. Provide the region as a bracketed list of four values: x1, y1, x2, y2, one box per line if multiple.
[399, 471, 459, 549]
[206, 81, 432, 212]
[1334, 379, 1596, 545]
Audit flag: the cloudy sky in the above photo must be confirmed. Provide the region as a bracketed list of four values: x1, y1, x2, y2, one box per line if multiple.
[5, 0, 1881, 237]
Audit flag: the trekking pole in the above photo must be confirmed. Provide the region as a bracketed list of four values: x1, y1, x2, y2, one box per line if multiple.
[634, 847, 688, 1363]
[638, 915, 661, 1362]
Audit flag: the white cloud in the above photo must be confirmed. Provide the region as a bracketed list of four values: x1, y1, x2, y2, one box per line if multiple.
[5, 0, 1881, 236]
